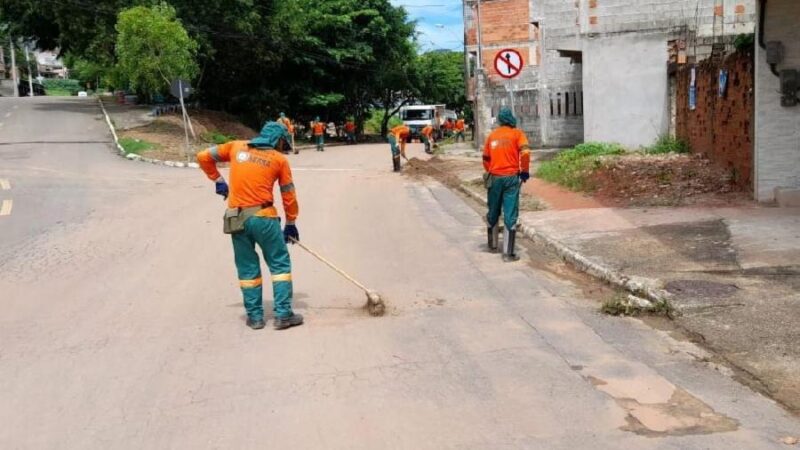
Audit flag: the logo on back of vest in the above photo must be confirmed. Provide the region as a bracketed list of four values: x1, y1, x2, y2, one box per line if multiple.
[237, 151, 251, 163]
[491, 140, 499, 149]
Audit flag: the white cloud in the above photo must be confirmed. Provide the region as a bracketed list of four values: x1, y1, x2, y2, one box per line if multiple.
[391, 0, 465, 51]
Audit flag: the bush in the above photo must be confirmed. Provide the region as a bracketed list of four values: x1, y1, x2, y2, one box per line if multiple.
[644, 135, 690, 154]
[364, 109, 402, 135]
[41, 79, 82, 95]
[200, 130, 235, 145]
[536, 142, 625, 190]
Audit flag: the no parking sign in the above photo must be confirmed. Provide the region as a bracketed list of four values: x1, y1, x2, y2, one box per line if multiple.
[494, 49, 524, 79]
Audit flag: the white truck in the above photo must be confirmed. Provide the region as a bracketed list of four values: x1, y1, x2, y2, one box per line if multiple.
[400, 104, 455, 141]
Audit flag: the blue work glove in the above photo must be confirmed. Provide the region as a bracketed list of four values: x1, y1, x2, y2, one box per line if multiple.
[215, 179, 229, 199]
[519, 172, 530, 183]
[284, 224, 299, 244]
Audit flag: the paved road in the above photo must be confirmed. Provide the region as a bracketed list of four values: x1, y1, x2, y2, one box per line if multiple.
[1, 97, 798, 449]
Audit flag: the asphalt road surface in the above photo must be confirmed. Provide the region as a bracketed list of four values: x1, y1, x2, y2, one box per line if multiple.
[1, 97, 798, 449]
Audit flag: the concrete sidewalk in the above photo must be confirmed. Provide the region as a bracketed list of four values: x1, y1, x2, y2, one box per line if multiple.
[520, 205, 800, 412]
[425, 153, 800, 414]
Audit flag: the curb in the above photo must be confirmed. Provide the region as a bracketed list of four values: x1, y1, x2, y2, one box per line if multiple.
[455, 181, 672, 311]
[98, 97, 200, 170]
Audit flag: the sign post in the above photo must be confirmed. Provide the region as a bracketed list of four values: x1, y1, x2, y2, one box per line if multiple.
[171, 79, 195, 161]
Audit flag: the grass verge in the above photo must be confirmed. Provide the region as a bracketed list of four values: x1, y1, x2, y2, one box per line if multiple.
[119, 137, 159, 154]
[644, 135, 690, 154]
[536, 142, 624, 190]
[200, 130, 236, 145]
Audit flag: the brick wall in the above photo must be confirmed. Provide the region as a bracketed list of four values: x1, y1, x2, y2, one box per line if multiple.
[478, 0, 530, 45]
[676, 51, 754, 190]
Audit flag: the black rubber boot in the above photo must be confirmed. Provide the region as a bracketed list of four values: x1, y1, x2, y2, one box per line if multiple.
[502, 229, 520, 262]
[487, 226, 499, 252]
[274, 313, 304, 330]
[246, 318, 266, 330]
[392, 156, 401, 172]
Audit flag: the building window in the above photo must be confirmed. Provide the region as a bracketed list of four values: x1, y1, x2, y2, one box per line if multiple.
[565, 93, 570, 116]
[468, 52, 477, 78]
[550, 95, 554, 116]
[557, 93, 562, 116]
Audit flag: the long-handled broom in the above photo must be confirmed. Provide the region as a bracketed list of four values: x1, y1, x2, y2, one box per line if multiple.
[290, 238, 386, 317]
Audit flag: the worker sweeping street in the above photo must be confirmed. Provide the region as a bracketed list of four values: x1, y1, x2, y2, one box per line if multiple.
[482, 107, 531, 262]
[421, 124, 435, 154]
[277, 112, 297, 154]
[312, 117, 326, 151]
[344, 119, 357, 144]
[196, 122, 304, 331]
[387, 124, 410, 172]
[454, 117, 466, 142]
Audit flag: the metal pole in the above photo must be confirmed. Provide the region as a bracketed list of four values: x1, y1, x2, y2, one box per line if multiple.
[475, 0, 484, 145]
[9, 38, 19, 97]
[24, 44, 34, 97]
[178, 80, 191, 162]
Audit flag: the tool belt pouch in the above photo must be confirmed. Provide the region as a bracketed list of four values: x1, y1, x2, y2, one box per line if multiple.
[483, 173, 495, 189]
[223, 208, 245, 235]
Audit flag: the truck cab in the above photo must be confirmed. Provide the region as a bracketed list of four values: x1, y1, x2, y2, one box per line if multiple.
[400, 105, 445, 141]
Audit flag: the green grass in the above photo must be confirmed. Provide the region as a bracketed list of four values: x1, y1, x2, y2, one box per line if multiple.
[536, 142, 625, 190]
[45, 88, 74, 97]
[643, 135, 690, 154]
[119, 137, 158, 154]
[200, 130, 236, 145]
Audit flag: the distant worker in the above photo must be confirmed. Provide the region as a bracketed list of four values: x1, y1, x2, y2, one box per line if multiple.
[312, 117, 326, 151]
[387, 124, 410, 172]
[454, 117, 466, 142]
[197, 122, 304, 331]
[482, 107, 531, 262]
[277, 112, 297, 154]
[344, 119, 357, 144]
[421, 124, 435, 154]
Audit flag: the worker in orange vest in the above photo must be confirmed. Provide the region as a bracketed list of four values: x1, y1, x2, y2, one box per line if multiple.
[421, 124, 435, 154]
[312, 117, 326, 151]
[454, 117, 466, 142]
[196, 122, 303, 330]
[277, 113, 297, 154]
[388, 124, 410, 172]
[482, 107, 531, 262]
[344, 119, 357, 144]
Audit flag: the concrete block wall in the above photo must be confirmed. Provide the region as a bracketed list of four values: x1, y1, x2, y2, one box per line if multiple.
[676, 52, 754, 190]
[754, 0, 800, 202]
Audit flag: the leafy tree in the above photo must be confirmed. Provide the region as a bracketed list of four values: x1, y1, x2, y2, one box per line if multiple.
[416, 50, 467, 112]
[114, 3, 199, 99]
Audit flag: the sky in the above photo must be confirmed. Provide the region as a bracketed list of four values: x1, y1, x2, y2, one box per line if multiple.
[391, 0, 465, 52]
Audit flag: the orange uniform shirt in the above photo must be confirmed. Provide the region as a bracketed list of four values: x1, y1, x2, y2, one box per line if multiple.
[344, 122, 356, 133]
[312, 122, 325, 136]
[390, 125, 410, 140]
[278, 117, 294, 134]
[197, 141, 299, 223]
[421, 125, 434, 138]
[482, 126, 531, 177]
[455, 119, 465, 131]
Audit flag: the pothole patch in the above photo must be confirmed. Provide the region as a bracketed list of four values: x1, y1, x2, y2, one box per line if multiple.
[665, 279, 739, 299]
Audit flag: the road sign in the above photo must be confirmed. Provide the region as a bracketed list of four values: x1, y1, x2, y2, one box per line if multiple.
[494, 49, 524, 79]
[170, 79, 193, 99]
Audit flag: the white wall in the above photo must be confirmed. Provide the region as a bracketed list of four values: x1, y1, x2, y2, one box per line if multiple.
[582, 34, 670, 149]
[754, 0, 800, 202]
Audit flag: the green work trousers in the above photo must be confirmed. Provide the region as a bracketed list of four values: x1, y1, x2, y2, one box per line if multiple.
[486, 175, 521, 231]
[231, 216, 293, 321]
[315, 135, 324, 151]
[387, 135, 400, 156]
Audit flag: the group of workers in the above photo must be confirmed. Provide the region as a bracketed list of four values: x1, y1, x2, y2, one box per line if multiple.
[197, 106, 527, 330]
[276, 113, 358, 154]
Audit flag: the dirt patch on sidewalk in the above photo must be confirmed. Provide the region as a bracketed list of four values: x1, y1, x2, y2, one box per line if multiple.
[588, 154, 751, 208]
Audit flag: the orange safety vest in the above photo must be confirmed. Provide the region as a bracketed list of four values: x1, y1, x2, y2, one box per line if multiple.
[197, 141, 298, 223]
[312, 122, 326, 136]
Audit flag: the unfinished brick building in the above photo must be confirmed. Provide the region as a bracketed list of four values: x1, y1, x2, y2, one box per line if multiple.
[464, 0, 756, 149]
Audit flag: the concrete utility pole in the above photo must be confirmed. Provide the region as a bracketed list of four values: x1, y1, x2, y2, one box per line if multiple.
[23, 43, 33, 96]
[474, 0, 484, 145]
[9, 38, 19, 97]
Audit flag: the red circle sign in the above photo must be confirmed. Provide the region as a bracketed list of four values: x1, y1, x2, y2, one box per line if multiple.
[494, 49, 524, 79]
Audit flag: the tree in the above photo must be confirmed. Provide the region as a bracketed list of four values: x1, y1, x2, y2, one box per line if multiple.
[114, 3, 198, 99]
[416, 50, 467, 112]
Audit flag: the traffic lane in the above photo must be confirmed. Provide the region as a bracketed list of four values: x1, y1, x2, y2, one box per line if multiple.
[1, 96, 108, 143]
[2, 143, 798, 448]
